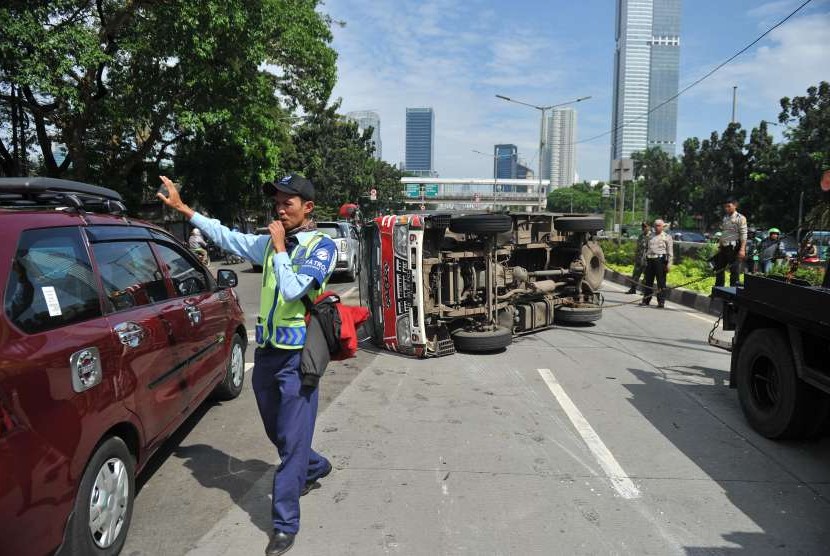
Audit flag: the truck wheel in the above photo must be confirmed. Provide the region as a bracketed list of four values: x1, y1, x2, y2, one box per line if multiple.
[554, 216, 604, 233]
[449, 214, 513, 234]
[736, 328, 829, 439]
[63, 436, 135, 555]
[213, 334, 245, 400]
[554, 304, 602, 325]
[452, 326, 512, 352]
[581, 242, 605, 292]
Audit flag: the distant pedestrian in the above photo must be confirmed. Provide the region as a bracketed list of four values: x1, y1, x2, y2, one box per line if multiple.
[627, 222, 650, 294]
[744, 228, 761, 273]
[641, 219, 673, 308]
[711, 198, 747, 289]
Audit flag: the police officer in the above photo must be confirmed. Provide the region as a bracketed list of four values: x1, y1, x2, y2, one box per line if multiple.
[712, 197, 747, 288]
[640, 218, 673, 308]
[157, 174, 337, 556]
[627, 222, 651, 294]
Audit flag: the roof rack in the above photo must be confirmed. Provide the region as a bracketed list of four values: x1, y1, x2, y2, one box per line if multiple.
[0, 177, 127, 215]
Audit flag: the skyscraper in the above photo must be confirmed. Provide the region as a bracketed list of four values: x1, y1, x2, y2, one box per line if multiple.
[494, 144, 518, 179]
[405, 107, 434, 176]
[611, 0, 681, 162]
[346, 110, 382, 159]
[548, 109, 577, 188]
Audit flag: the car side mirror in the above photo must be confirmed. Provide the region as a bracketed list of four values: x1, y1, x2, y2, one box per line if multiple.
[216, 269, 238, 288]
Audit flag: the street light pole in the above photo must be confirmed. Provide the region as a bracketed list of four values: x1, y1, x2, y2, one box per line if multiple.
[496, 94, 591, 212]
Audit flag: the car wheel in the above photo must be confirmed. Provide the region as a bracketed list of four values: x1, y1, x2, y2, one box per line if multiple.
[736, 328, 829, 439]
[554, 303, 602, 325]
[554, 216, 605, 233]
[64, 436, 135, 556]
[346, 258, 357, 281]
[214, 334, 246, 400]
[451, 326, 512, 352]
[449, 214, 513, 234]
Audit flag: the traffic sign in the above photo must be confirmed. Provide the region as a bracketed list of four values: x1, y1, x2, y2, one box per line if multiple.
[424, 184, 439, 198]
[405, 183, 420, 198]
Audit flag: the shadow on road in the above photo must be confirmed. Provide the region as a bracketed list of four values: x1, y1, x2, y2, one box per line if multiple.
[173, 443, 274, 535]
[623, 366, 830, 553]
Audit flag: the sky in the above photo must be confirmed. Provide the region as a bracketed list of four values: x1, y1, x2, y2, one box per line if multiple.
[324, 0, 830, 182]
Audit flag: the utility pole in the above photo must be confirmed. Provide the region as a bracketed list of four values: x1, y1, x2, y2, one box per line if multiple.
[731, 86, 738, 124]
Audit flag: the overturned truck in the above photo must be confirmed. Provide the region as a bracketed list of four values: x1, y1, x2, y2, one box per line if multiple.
[359, 211, 606, 357]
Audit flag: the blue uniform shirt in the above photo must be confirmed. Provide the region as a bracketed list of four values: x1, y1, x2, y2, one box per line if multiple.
[189, 213, 337, 301]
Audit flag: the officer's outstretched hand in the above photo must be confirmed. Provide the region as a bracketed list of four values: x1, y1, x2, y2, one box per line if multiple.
[156, 175, 193, 218]
[269, 220, 286, 253]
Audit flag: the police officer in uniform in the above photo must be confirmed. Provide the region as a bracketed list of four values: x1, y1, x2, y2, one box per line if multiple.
[712, 197, 747, 288]
[641, 219, 673, 308]
[157, 174, 337, 556]
[626, 222, 651, 294]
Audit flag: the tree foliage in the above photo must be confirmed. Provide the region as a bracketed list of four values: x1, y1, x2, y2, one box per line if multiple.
[0, 0, 336, 210]
[631, 82, 830, 233]
[546, 181, 604, 213]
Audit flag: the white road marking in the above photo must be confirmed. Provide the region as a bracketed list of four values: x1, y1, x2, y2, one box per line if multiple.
[341, 286, 358, 299]
[537, 368, 641, 499]
[245, 362, 254, 373]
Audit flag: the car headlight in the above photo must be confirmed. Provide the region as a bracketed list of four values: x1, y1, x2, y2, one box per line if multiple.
[396, 315, 412, 347]
[393, 224, 408, 258]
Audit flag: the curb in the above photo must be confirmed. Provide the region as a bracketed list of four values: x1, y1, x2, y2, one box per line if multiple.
[603, 268, 724, 317]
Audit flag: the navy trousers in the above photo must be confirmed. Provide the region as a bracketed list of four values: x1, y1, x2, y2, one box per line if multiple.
[252, 347, 330, 534]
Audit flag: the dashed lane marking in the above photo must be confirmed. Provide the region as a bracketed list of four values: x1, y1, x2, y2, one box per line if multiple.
[537, 368, 641, 499]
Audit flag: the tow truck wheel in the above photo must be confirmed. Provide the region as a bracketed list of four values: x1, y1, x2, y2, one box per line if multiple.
[451, 326, 512, 352]
[449, 214, 513, 234]
[736, 328, 829, 439]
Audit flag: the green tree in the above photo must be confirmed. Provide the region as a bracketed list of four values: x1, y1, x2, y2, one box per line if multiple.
[0, 0, 336, 208]
[632, 147, 686, 225]
[546, 181, 603, 213]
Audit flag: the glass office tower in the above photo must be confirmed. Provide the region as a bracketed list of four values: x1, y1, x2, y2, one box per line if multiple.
[494, 144, 518, 179]
[346, 110, 382, 160]
[405, 108, 435, 176]
[611, 0, 681, 162]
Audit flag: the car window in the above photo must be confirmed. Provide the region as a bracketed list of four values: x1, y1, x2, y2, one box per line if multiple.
[4, 227, 102, 334]
[153, 243, 210, 297]
[350, 227, 358, 240]
[317, 224, 344, 238]
[92, 241, 169, 313]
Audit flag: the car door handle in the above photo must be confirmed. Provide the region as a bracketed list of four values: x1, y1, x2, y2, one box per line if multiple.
[114, 321, 145, 348]
[185, 304, 202, 326]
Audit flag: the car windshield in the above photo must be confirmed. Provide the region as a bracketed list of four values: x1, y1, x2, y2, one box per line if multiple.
[317, 224, 345, 238]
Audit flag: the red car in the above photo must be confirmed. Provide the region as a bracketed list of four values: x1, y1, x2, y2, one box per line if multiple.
[0, 178, 247, 555]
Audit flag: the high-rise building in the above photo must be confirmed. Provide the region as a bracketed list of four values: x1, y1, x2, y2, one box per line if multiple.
[494, 144, 518, 179]
[346, 110, 382, 159]
[405, 107, 435, 176]
[611, 0, 681, 162]
[547, 109, 577, 188]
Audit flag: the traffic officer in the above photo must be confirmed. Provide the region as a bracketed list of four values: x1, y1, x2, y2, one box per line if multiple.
[712, 197, 747, 288]
[640, 219, 673, 308]
[626, 221, 651, 294]
[156, 174, 337, 556]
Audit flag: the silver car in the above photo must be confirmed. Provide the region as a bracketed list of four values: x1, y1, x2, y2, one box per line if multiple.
[317, 221, 360, 280]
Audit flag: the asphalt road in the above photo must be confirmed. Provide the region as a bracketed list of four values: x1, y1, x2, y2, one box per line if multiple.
[123, 275, 830, 556]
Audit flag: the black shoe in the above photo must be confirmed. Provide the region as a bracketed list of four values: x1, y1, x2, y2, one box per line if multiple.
[657, 303, 665, 308]
[626, 289, 637, 294]
[302, 460, 332, 496]
[266, 530, 295, 556]
[639, 300, 650, 306]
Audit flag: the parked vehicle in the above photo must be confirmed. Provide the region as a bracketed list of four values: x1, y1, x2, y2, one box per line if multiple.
[317, 221, 360, 281]
[0, 178, 247, 556]
[359, 211, 605, 356]
[671, 230, 706, 243]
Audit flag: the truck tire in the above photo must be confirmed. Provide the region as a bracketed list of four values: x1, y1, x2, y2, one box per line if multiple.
[736, 328, 829, 439]
[581, 242, 605, 292]
[449, 214, 513, 234]
[452, 326, 512, 352]
[554, 216, 604, 233]
[554, 304, 602, 325]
